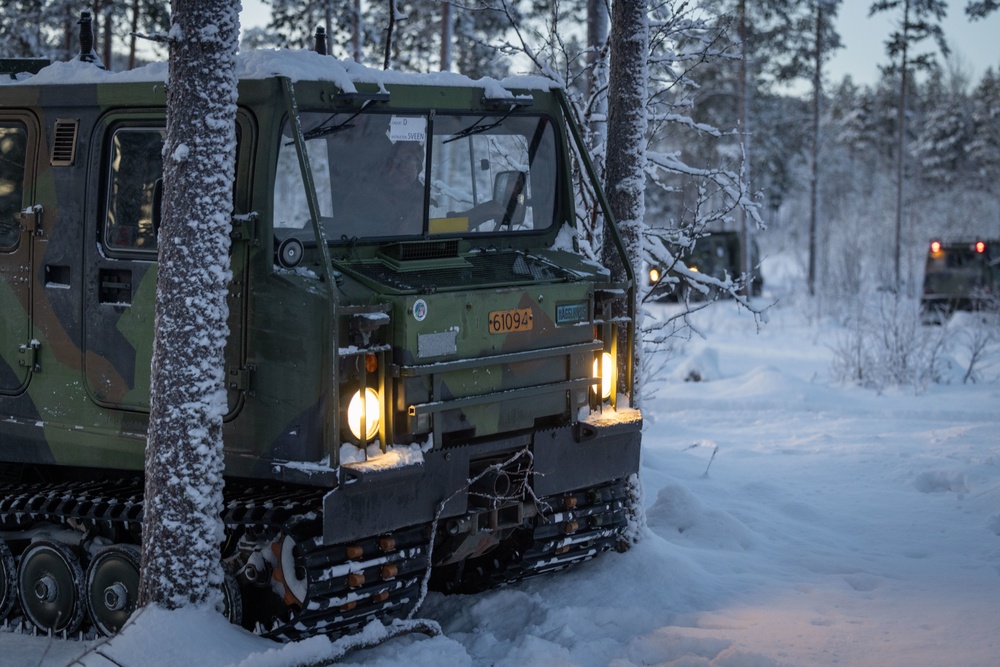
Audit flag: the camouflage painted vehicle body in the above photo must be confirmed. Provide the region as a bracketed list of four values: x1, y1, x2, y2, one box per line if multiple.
[0, 53, 640, 639]
[921, 239, 998, 321]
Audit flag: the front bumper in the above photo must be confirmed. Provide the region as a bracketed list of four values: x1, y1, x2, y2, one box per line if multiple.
[322, 414, 642, 544]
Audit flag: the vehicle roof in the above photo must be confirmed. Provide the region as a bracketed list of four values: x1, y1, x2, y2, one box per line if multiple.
[927, 238, 999, 246]
[1, 51, 568, 121]
[1, 49, 560, 105]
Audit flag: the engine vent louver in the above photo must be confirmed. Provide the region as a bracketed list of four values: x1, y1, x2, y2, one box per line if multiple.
[50, 119, 79, 166]
[382, 239, 460, 262]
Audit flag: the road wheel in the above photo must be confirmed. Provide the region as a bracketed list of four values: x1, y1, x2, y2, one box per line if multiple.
[86, 544, 141, 635]
[17, 540, 86, 634]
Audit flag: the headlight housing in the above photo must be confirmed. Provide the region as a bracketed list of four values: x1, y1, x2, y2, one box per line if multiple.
[593, 352, 614, 400]
[347, 387, 380, 441]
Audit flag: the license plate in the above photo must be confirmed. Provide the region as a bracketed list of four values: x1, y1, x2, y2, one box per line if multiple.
[488, 308, 533, 334]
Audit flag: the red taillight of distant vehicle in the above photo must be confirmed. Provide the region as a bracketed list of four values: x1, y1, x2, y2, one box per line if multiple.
[975, 241, 986, 254]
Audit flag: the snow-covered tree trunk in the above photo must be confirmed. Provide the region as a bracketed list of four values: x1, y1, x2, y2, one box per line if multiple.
[871, 0, 949, 293]
[602, 0, 647, 408]
[138, 0, 239, 611]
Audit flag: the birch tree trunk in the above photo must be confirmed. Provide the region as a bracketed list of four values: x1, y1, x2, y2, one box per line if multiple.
[602, 0, 648, 408]
[139, 0, 239, 611]
[587, 0, 609, 145]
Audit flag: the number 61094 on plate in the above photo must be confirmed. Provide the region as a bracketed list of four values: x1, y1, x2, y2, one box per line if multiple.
[488, 308, 533, 333]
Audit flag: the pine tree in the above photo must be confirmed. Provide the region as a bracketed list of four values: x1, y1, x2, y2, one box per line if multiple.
[965, 0, 999, 17]
[967, 67, 1000, 196]
[492, 0, 767, 388]
[869, 0, 949, 292]
[260, 0, 512, 75]
[125, 0, 171, 69]
[266, 0, 359, 57]
[804, 0, 842, 296]
[913, 74, 970, 189]
[0, 0, 76, 59]
[139, 0, 239, 612]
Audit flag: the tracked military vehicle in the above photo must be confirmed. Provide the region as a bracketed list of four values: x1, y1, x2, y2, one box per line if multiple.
[0, 41, 640, 640]
[921, 239, 998, 321]
[646, 230, 763, 302]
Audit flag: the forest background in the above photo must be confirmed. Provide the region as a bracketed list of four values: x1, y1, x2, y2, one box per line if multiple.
[2, 3, 1000, 664]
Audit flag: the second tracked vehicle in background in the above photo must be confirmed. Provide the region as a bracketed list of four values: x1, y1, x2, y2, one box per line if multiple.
[921, 239, 998, 322]
[646, 230, 763, 302]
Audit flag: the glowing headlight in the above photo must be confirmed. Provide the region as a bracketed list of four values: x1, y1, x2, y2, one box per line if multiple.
[593, 352, 614, 400]
[347, 388, 380, 441]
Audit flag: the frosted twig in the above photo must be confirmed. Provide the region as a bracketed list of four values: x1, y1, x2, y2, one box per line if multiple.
[408, 447, 536, 619]
[130, 31, 175, 45]
[702, 446, 719, 477]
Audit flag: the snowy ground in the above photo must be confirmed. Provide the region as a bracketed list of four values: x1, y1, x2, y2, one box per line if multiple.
[6, 281, 1000, 666]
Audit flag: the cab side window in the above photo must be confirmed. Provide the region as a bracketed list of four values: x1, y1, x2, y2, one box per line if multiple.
[0, 124, 27, 250]
[104, 128, 165, 254]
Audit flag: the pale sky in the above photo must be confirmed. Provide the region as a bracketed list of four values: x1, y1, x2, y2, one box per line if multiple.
[240, 1, 1000, 88]
[829, 1, 1000, 87]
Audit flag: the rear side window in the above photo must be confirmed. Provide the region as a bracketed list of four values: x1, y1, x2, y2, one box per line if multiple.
[0, 123, 27, 250]
[104, 128, 165, 255]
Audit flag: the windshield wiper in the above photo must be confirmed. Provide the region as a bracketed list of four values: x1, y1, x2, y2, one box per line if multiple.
[443, 107, 516, 144]
[301, 119, 356, 141]
[293, 103, 372, 144]
[301, 106, 367, 142]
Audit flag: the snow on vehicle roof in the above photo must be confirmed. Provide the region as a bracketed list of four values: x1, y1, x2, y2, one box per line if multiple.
[1, 48, 559, 97]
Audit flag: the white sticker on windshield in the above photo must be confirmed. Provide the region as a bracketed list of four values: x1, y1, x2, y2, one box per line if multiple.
[388, 116, 426, 143]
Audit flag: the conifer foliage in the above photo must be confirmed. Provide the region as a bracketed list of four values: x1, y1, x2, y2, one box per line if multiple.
[0, 0, 170, 67]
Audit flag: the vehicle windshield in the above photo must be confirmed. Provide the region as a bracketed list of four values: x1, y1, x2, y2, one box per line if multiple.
[273, 109, 559, 244]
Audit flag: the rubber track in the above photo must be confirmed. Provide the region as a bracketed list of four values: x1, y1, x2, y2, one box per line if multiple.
[449, 479, 628, 591]
[0, 478, 145, 531]
[523, 480, 629, 575]
[0, 479, 431, 642]
[0, 478, 626, 641]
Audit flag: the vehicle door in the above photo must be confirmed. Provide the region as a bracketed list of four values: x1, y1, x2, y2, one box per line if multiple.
[0, 113, 39, 394]
[83, 114, 249, 415]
